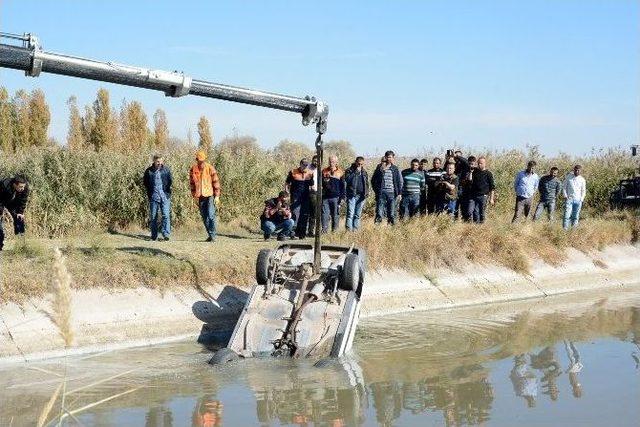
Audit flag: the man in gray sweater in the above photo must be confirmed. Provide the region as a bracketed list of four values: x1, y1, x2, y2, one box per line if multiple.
[533, 167, 562, 221]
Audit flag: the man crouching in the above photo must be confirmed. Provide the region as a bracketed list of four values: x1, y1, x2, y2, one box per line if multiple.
[261, 191, 295, 241]
[0, 175, 29, 250]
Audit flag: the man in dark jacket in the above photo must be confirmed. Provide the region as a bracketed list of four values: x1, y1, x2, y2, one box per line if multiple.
[0, 175, 29, 250]
[344, 156, 369, 231]
[461, 156, 495, 223]
[452, 151, 470, 219]
[425, 157, 444, 214]
[143, 154, 173, 241]
[285, 158, 313, 239]
[371, 150, 403, 225]
[533, 167, 562, 221]
[321, 155, 346, 233]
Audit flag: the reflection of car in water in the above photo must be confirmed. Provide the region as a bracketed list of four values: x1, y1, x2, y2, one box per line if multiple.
[246, 357, 367, 426]
[210, 244, 366, 363]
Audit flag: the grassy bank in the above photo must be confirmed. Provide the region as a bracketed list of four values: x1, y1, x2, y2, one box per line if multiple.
[2, 212, 638, 304]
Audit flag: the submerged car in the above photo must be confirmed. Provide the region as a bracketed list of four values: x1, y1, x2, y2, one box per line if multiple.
[209, 244, 366, 364]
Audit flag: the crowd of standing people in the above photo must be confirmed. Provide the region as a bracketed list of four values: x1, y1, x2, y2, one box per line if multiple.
[0, 149, 589, 248]
[260, 149, 589, 241]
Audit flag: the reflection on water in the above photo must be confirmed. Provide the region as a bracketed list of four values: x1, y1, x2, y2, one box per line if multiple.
[1, 289, 640, 426]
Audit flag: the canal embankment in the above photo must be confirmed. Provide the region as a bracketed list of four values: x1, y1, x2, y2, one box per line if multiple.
[1, 243, 639, 363]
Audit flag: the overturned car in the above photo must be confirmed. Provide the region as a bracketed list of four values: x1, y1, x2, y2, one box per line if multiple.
[209, 244, 366, 364]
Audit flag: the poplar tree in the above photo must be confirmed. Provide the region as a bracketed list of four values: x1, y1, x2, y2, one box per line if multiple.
[153, 108, 168, 150]
[0, 87, 14, 152]
[81, 104, 95, 148]
[12, 89, 30, 150]
[27, 89, 50, 147]
[120, 100, 148, 152]
[197, 116, 213, 152]
[66, 96, 84, 150]
[90, 88, 118, 151]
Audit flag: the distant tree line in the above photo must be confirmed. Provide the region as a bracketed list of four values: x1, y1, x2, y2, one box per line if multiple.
[0, 86, 216, 154]
[0, 85, 357, 165]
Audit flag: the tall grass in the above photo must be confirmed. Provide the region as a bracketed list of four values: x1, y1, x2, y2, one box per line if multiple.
[0, 144, 637, 236]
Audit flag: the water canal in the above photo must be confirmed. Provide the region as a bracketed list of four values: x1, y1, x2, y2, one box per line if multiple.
[1, 288, 639, 426]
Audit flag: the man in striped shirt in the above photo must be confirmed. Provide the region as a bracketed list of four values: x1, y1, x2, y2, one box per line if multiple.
[400, 159, 426, 219]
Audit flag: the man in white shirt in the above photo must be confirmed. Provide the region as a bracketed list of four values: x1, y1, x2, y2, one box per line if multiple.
[562, 165, 587, 230]
[512, 160, 540, 223]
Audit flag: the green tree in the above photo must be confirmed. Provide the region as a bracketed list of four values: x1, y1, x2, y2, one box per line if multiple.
[0, 87, 14, 152]
[27, 89, 50, 147]
[271, 139, 314, 166]
[217, 134, 262, 156]
[120, 100, 149, 152]
[11, 89, 30, 150]
[197, 116, 213, 152]
[90, 88, 118, 151]
[152, 108, 169, 150]
[323, 139, 356, 165]
[66, 96, 84, 150]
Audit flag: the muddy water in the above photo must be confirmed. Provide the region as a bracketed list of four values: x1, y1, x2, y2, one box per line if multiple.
[1, 289, 639, 426]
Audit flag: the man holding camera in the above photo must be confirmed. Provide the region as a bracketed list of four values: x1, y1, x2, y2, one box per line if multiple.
[434, 162, 459, 217]
[261, 191, 295, 241]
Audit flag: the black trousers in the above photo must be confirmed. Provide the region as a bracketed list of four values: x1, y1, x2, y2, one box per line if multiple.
[0, 209, 26, 248]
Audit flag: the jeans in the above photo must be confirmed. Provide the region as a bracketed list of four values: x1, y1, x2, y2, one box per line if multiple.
[149, 199, 171, 239]
[466, 194, 488, 223]
[322, 197, 340, 233]
[419, 190, 427, 215]
[436, 199, 457, 217]
[261, 218, 295, 238]
[0, 210, 25, 249]
[512, 196, 533, 223]
[375, 191, 397, 225]
[533, 200, 557, 221]
[198, 196, 217, 238]
[291, 195, 310, 238]
[345, 195, 366, 231]
[563, 200, 582, 230]
[399, 193, 420, 219]
[307, 191, 317, 236]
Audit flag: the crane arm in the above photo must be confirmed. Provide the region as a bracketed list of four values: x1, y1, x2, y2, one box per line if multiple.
[0, 32, 328, 133]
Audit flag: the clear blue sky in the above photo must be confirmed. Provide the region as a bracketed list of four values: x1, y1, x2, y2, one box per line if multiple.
[1, 1, 638, 156]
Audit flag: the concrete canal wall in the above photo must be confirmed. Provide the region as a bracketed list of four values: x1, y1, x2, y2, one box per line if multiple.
[1, 244, 639, 363]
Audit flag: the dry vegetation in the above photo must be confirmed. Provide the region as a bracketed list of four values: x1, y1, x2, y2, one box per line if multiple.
[2, 210, 638, 305]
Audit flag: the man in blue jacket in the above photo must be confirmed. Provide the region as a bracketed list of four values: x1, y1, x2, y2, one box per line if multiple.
[371, 150, 403, 225]
[143, 154, 173, 241]
[321, 155, 346, 233]
[344, 156, 369, 231]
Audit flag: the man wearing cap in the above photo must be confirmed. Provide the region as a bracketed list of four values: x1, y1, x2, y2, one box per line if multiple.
[189, 150, 221, 242]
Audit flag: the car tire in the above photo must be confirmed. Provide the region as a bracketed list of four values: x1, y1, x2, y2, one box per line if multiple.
[208, 347, 239, 365]
[256, 249, 273, 285]
[340, 253, 360, 291]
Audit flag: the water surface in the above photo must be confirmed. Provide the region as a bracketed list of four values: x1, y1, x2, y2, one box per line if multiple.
[1, 289, 639, 426]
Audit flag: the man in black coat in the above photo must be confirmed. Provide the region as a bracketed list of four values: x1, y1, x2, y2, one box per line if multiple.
[143, 154, 173, 241]
[0, 175, 29, 250]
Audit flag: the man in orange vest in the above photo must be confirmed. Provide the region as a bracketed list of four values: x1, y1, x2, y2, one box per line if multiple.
[189, 150, 221, 242]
